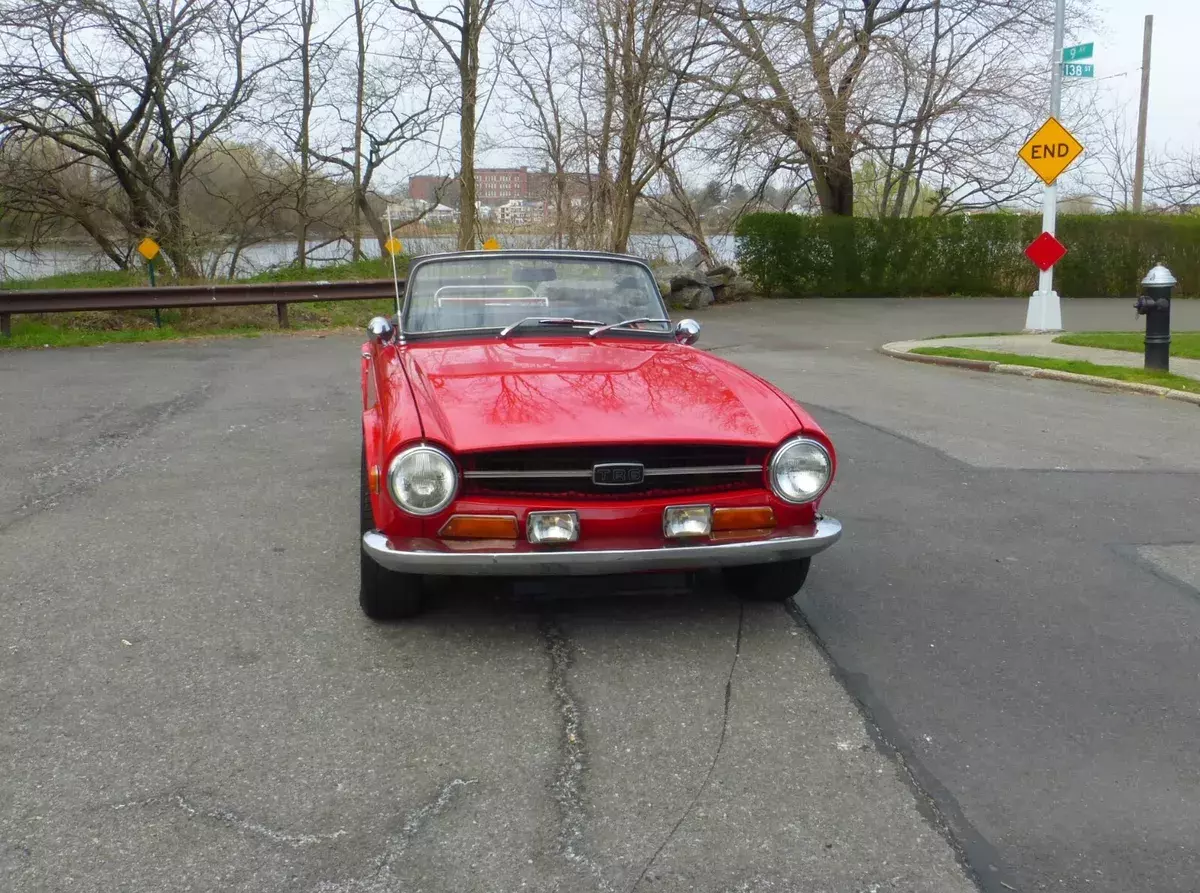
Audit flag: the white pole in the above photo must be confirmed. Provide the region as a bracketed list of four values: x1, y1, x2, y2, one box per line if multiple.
[1025, 0, 1066, 332]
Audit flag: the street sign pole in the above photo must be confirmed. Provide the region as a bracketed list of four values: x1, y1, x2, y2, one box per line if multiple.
[1026, 0, 1067, 332]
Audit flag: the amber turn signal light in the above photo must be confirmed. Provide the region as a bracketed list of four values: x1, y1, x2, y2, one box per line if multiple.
[367, 465, 381, 495]
[438, 514, 519, 539]
[711, 507, 776, 532]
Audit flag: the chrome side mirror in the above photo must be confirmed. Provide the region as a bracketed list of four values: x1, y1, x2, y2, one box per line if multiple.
[674, 318, 701, 345]
[366, 316, 394, 344]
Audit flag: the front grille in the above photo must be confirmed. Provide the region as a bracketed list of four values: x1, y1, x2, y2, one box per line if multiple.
[460, 444, 767, 498]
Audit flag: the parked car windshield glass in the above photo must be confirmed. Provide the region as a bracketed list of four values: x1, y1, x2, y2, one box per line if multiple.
[403, 254, 670, 335]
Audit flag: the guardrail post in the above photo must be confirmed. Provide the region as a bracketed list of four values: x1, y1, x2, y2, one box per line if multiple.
[1, 312, 10, 338]
[276, 302, 289, 328]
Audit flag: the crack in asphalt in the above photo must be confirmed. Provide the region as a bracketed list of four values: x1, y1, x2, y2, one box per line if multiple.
[313, 777, 478, 893]
[540, 618, 613, 891]
[1, 384, 212, 532]
[110, 792, 349, 848]
[626, 602, 745, 893]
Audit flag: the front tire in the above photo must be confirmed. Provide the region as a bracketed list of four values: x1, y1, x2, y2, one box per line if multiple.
[360, 443, 425, 620]
[722, 558, 811, 602]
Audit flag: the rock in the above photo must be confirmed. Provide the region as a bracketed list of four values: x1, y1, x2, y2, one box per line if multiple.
[671, 283, 715, 310]
[705, 264, 737, 288]
[669, 270, 709, 292]
[721, 276, 756, 302]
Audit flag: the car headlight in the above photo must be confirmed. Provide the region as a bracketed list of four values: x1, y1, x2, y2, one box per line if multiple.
[387, 445, 457, 515]
[769, 437, 832, 503]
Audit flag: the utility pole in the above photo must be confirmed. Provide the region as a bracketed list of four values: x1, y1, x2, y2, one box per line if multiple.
[1025, 0, 1066, 332]
[1132, 15, 1153, 213]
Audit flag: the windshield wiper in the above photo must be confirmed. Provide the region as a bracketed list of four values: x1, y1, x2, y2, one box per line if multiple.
[586, 317, 672, 337]
[498, 317, 605, 338]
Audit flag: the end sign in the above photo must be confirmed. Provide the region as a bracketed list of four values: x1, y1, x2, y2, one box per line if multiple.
[1019, 117, 1084, 185]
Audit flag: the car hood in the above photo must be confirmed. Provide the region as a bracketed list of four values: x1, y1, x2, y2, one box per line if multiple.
[398, 338, 803, 454]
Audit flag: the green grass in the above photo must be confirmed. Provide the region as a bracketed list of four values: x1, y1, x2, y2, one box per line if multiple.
[2, 318, 265, 349]
[246, 256, 404, 283]
[1, 268, 147, 290]
[1054, 330, 1200, 360]
[911, 346, 1200, 394]
[2, 256, 407, 349]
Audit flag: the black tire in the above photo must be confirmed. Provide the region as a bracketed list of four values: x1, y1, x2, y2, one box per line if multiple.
[722, 558, 811, 602]
[360, 442, 425, 620]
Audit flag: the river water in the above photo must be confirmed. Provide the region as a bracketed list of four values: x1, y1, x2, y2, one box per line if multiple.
[0, 234, 737, 282]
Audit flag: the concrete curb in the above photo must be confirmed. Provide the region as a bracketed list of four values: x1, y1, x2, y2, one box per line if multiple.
[878, 343, 1200, 408]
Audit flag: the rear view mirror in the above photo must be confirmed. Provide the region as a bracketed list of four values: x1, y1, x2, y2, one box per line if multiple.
[674, 319, 701, 345]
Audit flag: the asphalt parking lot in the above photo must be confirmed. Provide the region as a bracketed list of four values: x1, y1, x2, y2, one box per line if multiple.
[3, 298, 1199, 893]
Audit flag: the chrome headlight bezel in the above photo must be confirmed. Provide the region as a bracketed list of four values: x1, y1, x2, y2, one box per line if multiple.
[386, 444, 458, 516]
[768, 437, 833, 504]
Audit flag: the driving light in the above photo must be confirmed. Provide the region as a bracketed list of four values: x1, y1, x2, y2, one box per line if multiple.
[387, 445, 457, 515]
[769, 438, 832, 503]
[527, 511, 579, 544]
[663, 505, 712, 539]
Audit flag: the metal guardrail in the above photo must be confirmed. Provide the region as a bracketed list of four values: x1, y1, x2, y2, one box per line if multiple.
[0, 278, 403, 336]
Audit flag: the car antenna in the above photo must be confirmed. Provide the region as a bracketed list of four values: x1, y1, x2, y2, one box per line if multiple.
[384, 206, 404, 339]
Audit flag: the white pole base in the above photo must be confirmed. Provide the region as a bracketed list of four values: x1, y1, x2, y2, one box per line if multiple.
[1024, 289, 1063, 333]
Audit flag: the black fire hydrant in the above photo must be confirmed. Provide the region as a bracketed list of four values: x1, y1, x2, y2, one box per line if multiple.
[1135, 264, 1176, 372]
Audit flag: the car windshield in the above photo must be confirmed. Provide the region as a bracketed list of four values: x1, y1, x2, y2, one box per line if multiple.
[403, 254, 670, 336]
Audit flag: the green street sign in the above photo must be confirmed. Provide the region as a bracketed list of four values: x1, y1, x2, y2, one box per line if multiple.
[1062, 62, 1095, 78]
[1063, 42, 1094, 62]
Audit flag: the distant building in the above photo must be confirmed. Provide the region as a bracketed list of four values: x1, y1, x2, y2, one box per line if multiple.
[384, 199, 458, 226]
[409, 167, 596, 208]
[496, 199, 546, 226]
[476, 168, 529, 204]
[407, 175, 454, 204]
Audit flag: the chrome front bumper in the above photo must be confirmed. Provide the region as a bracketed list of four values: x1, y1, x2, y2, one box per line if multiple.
[362, 518, 841, 576]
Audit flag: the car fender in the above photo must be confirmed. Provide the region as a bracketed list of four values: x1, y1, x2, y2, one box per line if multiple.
[362, 343, 425, 535]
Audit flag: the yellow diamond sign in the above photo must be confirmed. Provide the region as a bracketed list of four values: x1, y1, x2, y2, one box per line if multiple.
[137, 237, 160, 261]
[1019, 117, 1084, 185]
[383, 237, 403, 256]
[482, 237, 501, 251]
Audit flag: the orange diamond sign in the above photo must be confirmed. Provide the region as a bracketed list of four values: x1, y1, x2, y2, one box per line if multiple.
[481, 237, 501, 251]
[137, 237, 160, 261]
[1019, 117, 1084, 185]
[383, 237, 403, 255]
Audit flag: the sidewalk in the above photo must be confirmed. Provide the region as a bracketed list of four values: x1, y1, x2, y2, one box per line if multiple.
[880, 332, 1200, 406]
[895, 333, 1200, 382]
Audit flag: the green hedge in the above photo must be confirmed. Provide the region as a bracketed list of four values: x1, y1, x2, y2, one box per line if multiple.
[734, 212, 1200, 298]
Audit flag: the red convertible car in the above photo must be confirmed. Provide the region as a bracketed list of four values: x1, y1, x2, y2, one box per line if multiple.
[359, 250, 841, 619]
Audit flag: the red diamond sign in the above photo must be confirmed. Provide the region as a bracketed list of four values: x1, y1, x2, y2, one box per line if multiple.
[1025, 231, 1067, 272]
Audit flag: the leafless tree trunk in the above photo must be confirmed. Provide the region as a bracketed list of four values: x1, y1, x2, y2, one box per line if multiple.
[351, 0, 368, 260]
[392, 0, 501, 250]
[295, 0, 319, 267]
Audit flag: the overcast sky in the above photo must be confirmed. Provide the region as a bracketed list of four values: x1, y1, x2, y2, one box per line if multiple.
[1087, 0, 1199, 152]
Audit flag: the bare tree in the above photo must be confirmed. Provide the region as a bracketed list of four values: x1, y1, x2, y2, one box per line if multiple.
[391, 0, 503, 250]
[696, 0, 1064, 217]
[0, 0, 290, 275]
[310, 14, 447, 256]
[566, 0, 733, 252]
[642, 158, 715, 264]
[501, 3, 579, 247]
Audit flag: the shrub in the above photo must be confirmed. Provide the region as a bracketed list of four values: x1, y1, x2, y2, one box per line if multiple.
[735, 212, 1200, 298]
